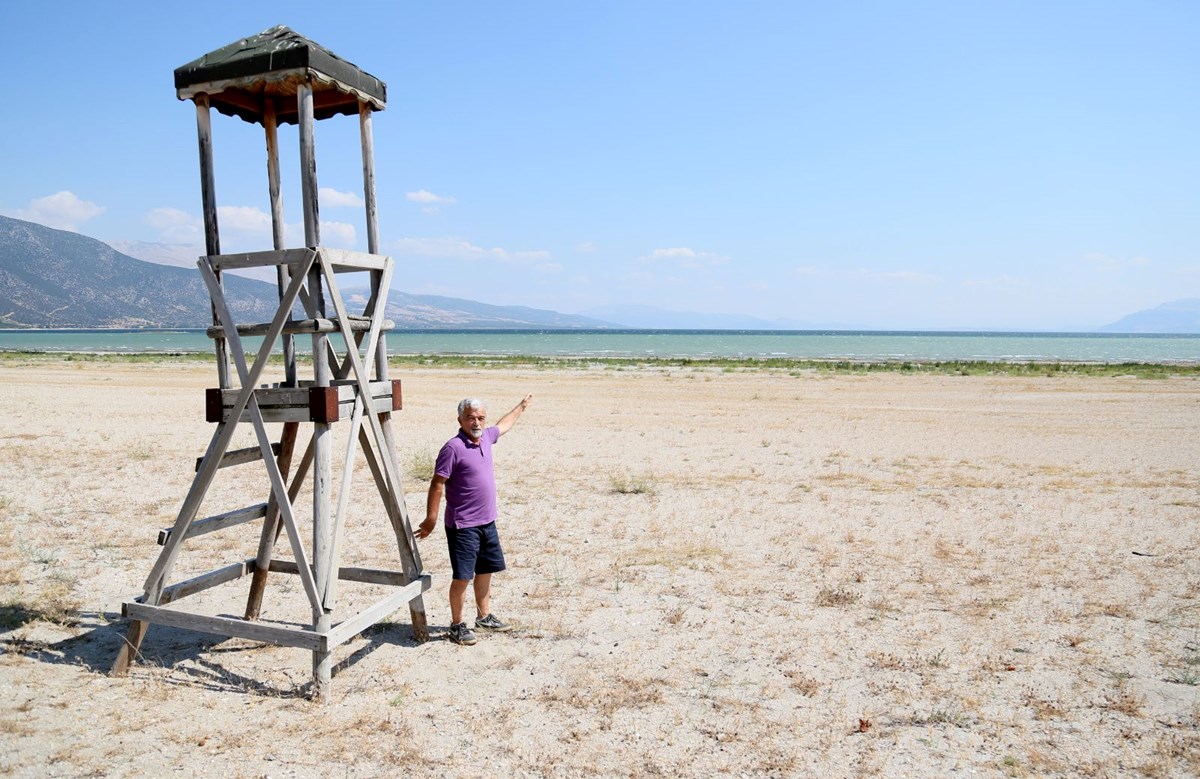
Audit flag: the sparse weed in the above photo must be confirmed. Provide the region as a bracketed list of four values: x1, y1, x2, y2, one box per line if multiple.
[815, 586, 860, 608]
[406, 448, 436, 482]
[609, 473, 658, 496]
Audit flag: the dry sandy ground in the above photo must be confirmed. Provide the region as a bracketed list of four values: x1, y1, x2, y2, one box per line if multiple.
[1, 359, 1198, 778]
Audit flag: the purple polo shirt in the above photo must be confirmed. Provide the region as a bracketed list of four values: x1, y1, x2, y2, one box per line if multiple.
[434, 426, 500, 529]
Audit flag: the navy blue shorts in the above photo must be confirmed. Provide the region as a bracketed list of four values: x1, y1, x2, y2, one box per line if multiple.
[445, 521, 506, 580]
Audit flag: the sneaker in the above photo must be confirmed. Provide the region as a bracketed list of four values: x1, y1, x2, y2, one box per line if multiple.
[448, 622, 477, 645]
[474, 613, 512, 633]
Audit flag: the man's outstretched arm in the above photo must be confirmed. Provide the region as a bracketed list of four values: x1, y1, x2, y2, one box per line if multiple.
[496, 394, 534, 437]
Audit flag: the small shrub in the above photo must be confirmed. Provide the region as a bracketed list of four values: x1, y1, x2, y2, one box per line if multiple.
[407, 449, 436, 482]
[815, 587, 860, 608]
[609, 473, 658, 496]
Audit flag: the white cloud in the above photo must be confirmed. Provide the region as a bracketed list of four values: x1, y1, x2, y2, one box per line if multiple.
[320, 221, 357, 248]
[641, 246, 729, 269]
[156, 206, 356, 251]
[389, 236, 551, 265]
[320, 187, 364, 208]
[406, 190, 458, 205]
[575, 241, 598, 254]
[146, 207, 203, 242]
[7, 191, 105, 231]
[217, 205, 273, 234]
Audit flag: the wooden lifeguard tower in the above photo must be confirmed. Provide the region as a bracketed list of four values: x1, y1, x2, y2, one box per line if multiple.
[113, 26, 430, 701]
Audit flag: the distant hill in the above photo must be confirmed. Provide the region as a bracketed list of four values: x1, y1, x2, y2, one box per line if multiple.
[1100, 299, 1200, 334]
[0, 215, 278, 327]
[0, 216, 616, 329]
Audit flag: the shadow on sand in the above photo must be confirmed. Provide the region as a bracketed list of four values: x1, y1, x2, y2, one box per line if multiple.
[0, 603, 433, 699]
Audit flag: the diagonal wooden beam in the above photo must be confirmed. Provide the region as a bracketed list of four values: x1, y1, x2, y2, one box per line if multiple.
[313, 252, 392, 608]
[198, 258, 323, 613]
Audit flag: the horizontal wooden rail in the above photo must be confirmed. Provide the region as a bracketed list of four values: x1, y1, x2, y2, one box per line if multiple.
[123, 601, 323, 651]
[196, 442, 281, 472]
[206, 317, 394, 339]
[203, 248, 388, 273]
[122, 572, 430, 653]
[158, 503, 268, 546]
[158, 558, 255, 605]
[268, 559, 416, 588]
[206, 381, 401, 424]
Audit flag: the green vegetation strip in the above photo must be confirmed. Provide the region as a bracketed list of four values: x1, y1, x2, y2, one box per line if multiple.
[2, 350, 1198, 378]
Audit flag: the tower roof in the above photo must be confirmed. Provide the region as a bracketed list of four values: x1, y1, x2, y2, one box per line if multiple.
[174, 25, 386, 125]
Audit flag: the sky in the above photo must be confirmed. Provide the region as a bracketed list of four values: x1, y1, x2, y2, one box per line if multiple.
[1, 1, 1197, 330]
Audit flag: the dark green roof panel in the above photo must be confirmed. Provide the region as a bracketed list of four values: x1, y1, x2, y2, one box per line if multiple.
[174, 25, 386, 125]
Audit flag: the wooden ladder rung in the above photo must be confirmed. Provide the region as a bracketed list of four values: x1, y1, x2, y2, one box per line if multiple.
[206, 317, 394, 339]
[158, 502, 269, 545]
[196, 442, 282, 472]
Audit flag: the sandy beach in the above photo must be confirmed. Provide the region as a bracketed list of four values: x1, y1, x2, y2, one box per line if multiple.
[1, 359, 1198, 777]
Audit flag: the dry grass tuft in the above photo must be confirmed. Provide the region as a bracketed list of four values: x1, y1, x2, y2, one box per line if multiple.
[608, 472, 659, 496]
[1101, 687, 1147, 718]
[784, 670, 820, 696]
[815, 586, 861, 608]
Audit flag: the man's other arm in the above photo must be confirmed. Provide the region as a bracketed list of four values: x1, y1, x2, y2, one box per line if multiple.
[416, 475, 446, 539]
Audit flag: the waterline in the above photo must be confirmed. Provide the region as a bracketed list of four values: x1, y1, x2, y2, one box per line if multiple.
[0, 328, 1197, 364]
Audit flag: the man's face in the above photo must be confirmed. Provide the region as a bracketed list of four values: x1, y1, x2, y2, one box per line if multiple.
[459, 407, 487, 440]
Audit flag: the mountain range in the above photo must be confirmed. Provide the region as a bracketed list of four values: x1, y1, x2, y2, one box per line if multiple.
[1, 214, 1197, 332]
[0, 215, 614, 329]
[1096, 298, 1200, 334]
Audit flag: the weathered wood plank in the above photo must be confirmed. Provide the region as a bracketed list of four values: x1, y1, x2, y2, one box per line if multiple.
[208, 381, 395, 406]
[264, 99, 298, 387]
[123, 602, 322, 651]
[324, 575, 432, 650]
[210, 397, 393, 425]
[297, 79, 334, 702]
[195, 442, 281, 472]
[111, 619, 148, 675]
[158, 559, 254, 605]
[359, 105, 380, 257]
[245, 422, 302, 621]
[194, 96, 229, 390]
[206, 248, 313, 271]
[321, 248, 389, 272]
[267, 559, 411, 588]
[206, 317, 393, 339]
[157, 503, 268, 546]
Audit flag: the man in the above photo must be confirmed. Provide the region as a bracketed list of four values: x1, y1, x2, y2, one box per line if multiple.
[416, 394, 533, 646]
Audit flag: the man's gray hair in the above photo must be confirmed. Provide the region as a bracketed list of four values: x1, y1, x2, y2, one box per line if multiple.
[457, 398, 486, 417]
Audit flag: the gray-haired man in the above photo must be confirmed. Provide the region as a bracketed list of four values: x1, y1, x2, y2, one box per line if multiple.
[416, 395, 533, 645]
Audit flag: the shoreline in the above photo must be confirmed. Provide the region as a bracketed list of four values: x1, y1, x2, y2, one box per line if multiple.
[3, 349, 1199, 377]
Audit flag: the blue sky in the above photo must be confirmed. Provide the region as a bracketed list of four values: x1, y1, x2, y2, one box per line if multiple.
[1, 1, 1196, 329]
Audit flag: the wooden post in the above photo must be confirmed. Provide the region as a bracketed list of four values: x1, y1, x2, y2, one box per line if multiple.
[243, 421, 298, 620]
[360, 102, 429, 641]
[264, 98, 297, 388]
[298, 80, 332, 702]
[195, 95, 229, 390]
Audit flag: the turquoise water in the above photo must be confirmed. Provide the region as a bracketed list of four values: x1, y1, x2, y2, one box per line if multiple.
[1, 328, 1198, 363]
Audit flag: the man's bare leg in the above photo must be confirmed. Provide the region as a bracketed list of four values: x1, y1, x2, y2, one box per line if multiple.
[449, 578, 471, 625]
[473, 573, 492, 619]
